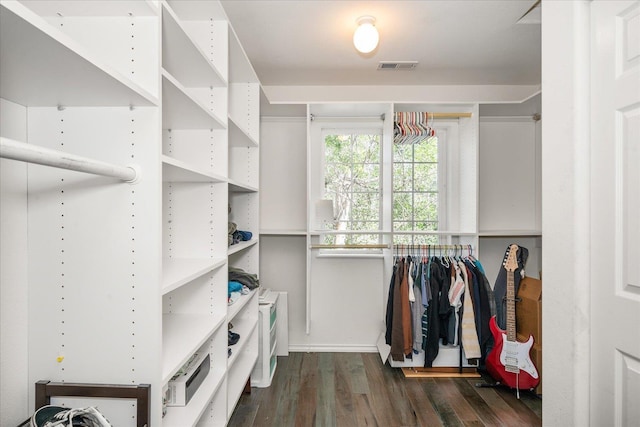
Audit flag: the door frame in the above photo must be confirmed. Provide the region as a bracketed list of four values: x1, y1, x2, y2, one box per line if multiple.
[541, 0, 592, 425]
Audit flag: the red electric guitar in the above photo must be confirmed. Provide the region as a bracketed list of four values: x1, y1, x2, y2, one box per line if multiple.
[486, 244, 540, 391]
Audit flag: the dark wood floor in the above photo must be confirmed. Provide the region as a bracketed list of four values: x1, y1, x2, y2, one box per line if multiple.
[229, 352, 542, 427]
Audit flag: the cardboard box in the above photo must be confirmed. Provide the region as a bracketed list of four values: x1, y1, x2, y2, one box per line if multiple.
[516, 276, 542, 346]
[518, 333, 542, 395]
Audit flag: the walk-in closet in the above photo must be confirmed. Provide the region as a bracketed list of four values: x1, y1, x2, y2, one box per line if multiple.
[2, 1, 639, 426]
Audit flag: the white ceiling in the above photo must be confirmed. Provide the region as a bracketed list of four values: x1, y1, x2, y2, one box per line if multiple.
[220, 0, 541, 87]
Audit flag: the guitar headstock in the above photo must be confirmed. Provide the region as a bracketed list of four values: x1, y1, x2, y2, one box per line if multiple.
[503, 244, 519, 272]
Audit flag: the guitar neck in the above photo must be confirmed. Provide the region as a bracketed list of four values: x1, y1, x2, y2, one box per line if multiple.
[506, 270, 516, 342]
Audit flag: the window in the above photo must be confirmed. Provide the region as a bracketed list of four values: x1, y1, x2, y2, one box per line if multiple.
[393, 134, 444, 245]
[322, 129, 382, 245]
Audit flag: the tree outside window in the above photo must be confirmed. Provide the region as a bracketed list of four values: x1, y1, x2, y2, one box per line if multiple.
[323, 131, 381, 245]
[393, 136, 440, 245]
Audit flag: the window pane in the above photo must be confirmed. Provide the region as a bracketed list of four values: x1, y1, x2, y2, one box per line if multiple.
[324, 131, 381, 244]
[353, 135, 380, 163]
[414, 221, 438, 231]
[392, 135, 440, 236]
[393, 221, 412, 231]
[414, 136, 438, 162]
[414, 193, 438, 222]
[325, 135, 351, 163]
[353, 164, 380, 192]
[412, 234, 439, 245]
[351, 193, 379, 219]
[393, 193, 412, 221]
[393, 141, 413, 162]
[414, 163, 438, 192]
[393, 163, 413, 192]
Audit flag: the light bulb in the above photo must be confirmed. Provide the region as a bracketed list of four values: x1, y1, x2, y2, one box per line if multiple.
[353, 16, 379, 54]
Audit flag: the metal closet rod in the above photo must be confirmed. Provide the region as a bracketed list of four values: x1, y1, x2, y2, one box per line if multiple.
[393, 244, 473, 249]
[0, 137, 138, 183]
[309, 112, 473, 121]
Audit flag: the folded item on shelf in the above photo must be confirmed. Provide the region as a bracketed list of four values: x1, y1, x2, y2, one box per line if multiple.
[228, 291, 241, 305]
[228, 267, 259, 290]
[228, 330, 240, 346]
[228, 280, 243, 296]
[228, 221, 237, 246]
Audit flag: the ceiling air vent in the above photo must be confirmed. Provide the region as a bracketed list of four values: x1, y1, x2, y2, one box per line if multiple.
[377, 61, 418, 70]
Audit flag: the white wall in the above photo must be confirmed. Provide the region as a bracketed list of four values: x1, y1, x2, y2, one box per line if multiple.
[479, 118, 540, 233]
[259, 118, 307, 232]
[260, 115, 388, 351]
[478, 116, 542, 283]
[0, 98, 29, 425]
[258, 116, 317, 349]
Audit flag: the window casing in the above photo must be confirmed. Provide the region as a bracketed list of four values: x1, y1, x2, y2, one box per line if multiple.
[310, 118, 454, 255]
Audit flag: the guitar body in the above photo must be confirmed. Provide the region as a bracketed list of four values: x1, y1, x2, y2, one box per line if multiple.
[486, 315, 540, 390]
[486, 245, 539, 391]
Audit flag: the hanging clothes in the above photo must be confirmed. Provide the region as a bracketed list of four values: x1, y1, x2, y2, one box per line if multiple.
[465, 259, 495, 363]
[389, 258, 406, 361]
[424, 257, 446, 367]
[459, 260, 482, 359]
[386, 245, 494, 368]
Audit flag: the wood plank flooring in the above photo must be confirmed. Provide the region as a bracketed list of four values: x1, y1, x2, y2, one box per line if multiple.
[229, 352, 542, 427]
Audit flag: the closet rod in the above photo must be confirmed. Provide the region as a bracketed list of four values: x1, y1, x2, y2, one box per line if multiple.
[310, 244, 390, 249]
[396, 112, 473, 119]
[0, 137, 138, 183]
[393, 244, 473, 249]
[309, 112, 473, 121]
[309, 114, 385, 122]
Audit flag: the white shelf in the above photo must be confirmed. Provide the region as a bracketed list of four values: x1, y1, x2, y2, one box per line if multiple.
[260, 229, 307, 236]
[479, 230, 542, 237]
[162, 313, 226, 384]
[227, 288, 257, 321]
[227, 317, 258, 369]
[162, 70, 226, 130]
[162, 155, 227, 183]
[228, 26, 259, 84]
[227, 239, 258, 256]
[229, 116, 259, 147]
[166, 0, 228, 21]
[0, 1, 158, 107]
[162, 2, 226, 88]
[228, 179, 258, 193]
[17, 0, 158, 17]
[226, 328, 259, 419]
[390, 230, 478, 236]
[162, 258, 227, 295]
[162, 367, 226, 427]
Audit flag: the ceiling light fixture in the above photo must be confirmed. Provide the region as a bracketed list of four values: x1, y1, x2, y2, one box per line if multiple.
[353, 16, 379, 54]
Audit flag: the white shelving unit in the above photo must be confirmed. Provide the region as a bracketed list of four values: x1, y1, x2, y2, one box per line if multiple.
[0, 0, 260, 425]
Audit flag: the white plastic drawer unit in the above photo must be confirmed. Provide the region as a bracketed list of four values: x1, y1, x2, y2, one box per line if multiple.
[269, 302, 277, 329]
[252, 292, 279, 388]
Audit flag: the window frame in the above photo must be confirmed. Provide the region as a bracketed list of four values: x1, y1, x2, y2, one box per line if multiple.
[392, 128, 448, 245]
[320, 126, 384, 245]
[308, 116, 460, 258]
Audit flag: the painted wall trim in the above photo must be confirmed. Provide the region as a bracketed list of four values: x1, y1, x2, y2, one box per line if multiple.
[262, 84, 541, 105]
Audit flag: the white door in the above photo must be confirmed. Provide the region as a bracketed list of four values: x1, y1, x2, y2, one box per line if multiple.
[590, 1, 640, 425]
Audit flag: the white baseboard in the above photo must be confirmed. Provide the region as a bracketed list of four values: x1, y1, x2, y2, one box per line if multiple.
[288, 344, 378, 353]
